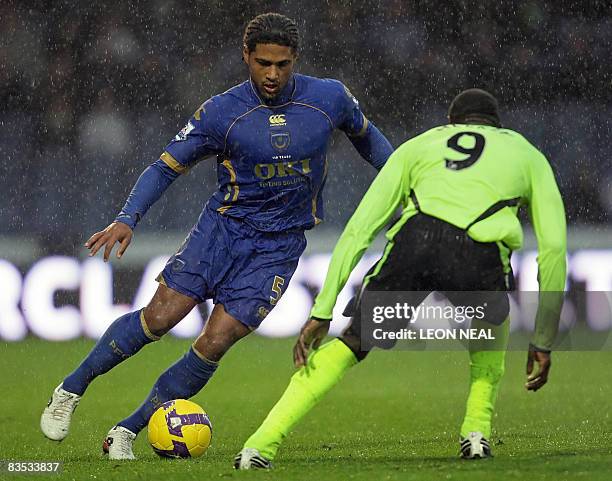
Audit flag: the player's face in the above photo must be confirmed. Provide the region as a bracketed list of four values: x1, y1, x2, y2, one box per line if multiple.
[243, 43, 296, 100]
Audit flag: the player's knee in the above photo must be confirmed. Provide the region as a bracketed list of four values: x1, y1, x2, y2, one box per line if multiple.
[142, 305, 180, 337]
[193, 331, 234, 363]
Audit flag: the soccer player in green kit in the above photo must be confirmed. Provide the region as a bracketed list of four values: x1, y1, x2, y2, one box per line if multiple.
[235, 89, 567, 468]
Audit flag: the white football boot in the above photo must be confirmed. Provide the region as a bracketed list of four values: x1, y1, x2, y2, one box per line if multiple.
[234, 447, 272, 470]
[460, 431, 492, 459]
[40, 384, 81, 441]
[103, 426, 137, 460]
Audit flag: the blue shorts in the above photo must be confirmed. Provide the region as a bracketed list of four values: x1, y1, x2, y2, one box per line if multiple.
[157, 207, 306, 329]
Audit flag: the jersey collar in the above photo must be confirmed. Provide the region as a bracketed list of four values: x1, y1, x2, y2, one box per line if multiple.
[249, 75, 296, 106]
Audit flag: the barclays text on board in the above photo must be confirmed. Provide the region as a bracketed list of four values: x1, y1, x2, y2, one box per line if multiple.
[1, 250, 611, 341]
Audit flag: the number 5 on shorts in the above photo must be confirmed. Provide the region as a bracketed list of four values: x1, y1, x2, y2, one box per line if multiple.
[270, 275, 285, 306]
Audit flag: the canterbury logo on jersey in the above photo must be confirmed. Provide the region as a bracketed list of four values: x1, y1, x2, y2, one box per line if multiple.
[269, 114, 286, 126]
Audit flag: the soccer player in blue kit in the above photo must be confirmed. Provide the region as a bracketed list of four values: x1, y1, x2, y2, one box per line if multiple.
[40, 13, 393, 460]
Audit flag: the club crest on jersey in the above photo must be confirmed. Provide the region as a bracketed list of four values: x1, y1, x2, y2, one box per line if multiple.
[269, 114, 286, 126]
[270, 132, 291, 151]
[175, 121, 194, 141]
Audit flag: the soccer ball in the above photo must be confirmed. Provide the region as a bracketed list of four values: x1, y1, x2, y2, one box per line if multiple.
[147, 399, 212, 458]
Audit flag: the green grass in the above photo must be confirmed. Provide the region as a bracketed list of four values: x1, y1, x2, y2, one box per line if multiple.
[1, 337, 611, 480]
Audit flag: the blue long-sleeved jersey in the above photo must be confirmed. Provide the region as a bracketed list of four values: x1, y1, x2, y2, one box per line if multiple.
[116, 73, 393, 232]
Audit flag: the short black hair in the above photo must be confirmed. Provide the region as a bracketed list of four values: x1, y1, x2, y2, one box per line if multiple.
[448, 89, 501, 127]
[243, 13, 300, 53]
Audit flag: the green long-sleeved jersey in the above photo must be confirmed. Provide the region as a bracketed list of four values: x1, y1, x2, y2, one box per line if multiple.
[311, 124, 567, 349]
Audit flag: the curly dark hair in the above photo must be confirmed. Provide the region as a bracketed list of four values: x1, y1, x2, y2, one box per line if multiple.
[243, 13, 299, 53]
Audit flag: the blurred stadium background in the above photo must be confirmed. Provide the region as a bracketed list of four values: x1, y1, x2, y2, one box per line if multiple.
[0, 0, 611, 341]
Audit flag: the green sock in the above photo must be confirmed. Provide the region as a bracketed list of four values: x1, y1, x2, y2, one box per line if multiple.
[460, 318, 509, 439]
[244, 339, 358, 460]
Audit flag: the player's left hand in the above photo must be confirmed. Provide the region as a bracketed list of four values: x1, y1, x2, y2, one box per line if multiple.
[293, 318, 330, 368]
[525, 346, 551, 391]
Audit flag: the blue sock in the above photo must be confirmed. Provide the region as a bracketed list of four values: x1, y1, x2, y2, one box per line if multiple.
[63, 310, 159, 396]
[118, 347, 218, 435]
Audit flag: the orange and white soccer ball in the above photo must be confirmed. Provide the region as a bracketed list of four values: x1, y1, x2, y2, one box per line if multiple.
[147, 399, 212, 458]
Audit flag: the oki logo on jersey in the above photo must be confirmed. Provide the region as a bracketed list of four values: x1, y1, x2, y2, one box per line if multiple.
[254, 158, 311, 180]
[269, 114, 286, 126]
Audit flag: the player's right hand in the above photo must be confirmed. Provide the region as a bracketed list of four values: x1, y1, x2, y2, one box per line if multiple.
[85, 221, 133, 262]
[293, 318, 330, 369]
[525, 347, 551, 392]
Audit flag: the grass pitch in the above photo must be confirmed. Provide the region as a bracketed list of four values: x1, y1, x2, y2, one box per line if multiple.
[1, 336, 611, 480]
